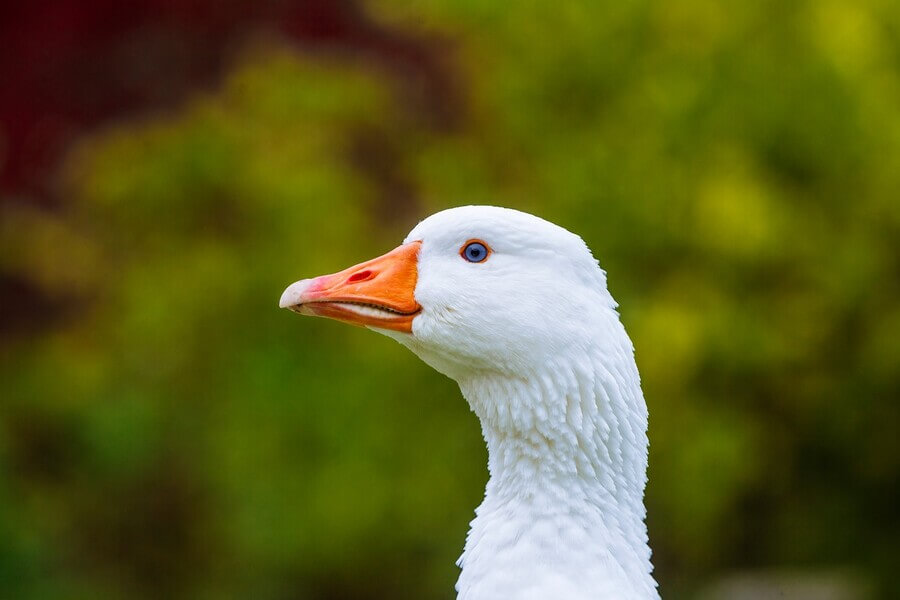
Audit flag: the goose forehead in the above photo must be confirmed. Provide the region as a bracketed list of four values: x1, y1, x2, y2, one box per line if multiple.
[404, 205, 582, 252]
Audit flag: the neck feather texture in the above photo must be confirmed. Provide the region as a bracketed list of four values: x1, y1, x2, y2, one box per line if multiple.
[454, 315, 658, 600]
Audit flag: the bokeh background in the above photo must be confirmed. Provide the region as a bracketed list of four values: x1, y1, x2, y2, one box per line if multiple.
[2, 1, 899, 599]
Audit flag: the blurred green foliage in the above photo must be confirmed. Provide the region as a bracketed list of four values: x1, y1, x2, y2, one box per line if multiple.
[2, 1, 900, 599]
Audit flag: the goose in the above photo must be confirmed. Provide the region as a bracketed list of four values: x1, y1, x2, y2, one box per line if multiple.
[279, 206, 659, 600]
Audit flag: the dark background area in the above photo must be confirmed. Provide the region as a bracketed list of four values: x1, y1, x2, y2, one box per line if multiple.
[2, 1, 899, 598]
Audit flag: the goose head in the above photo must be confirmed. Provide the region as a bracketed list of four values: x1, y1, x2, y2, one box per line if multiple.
[280, 205, 618, 383]
[280, 205, 657, 599]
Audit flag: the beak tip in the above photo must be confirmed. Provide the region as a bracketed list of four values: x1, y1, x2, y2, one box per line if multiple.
[279, 279, 313, 309]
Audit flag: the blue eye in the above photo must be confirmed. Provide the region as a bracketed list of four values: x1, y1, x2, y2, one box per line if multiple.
[462, 241, 489, 263]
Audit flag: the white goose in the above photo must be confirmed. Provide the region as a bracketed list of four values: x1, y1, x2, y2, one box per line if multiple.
[280, 206, 658, 600]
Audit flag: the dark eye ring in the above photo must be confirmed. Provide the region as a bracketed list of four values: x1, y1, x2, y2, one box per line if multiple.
[461, 240, 490, 263]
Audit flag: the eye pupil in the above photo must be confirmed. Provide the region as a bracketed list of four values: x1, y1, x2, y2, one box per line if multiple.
[463, 242, 488, 263]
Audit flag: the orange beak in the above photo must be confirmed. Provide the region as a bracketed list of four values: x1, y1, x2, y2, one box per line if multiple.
[279, 241, 422, 333]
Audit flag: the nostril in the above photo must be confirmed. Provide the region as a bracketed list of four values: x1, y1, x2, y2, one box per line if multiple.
[347, 269, 375, 283]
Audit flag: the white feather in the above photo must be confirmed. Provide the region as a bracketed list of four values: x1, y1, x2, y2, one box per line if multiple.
[376, 206, 658, 599]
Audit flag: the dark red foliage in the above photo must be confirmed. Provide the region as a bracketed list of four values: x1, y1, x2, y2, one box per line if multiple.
[0, 0, 461, 201]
